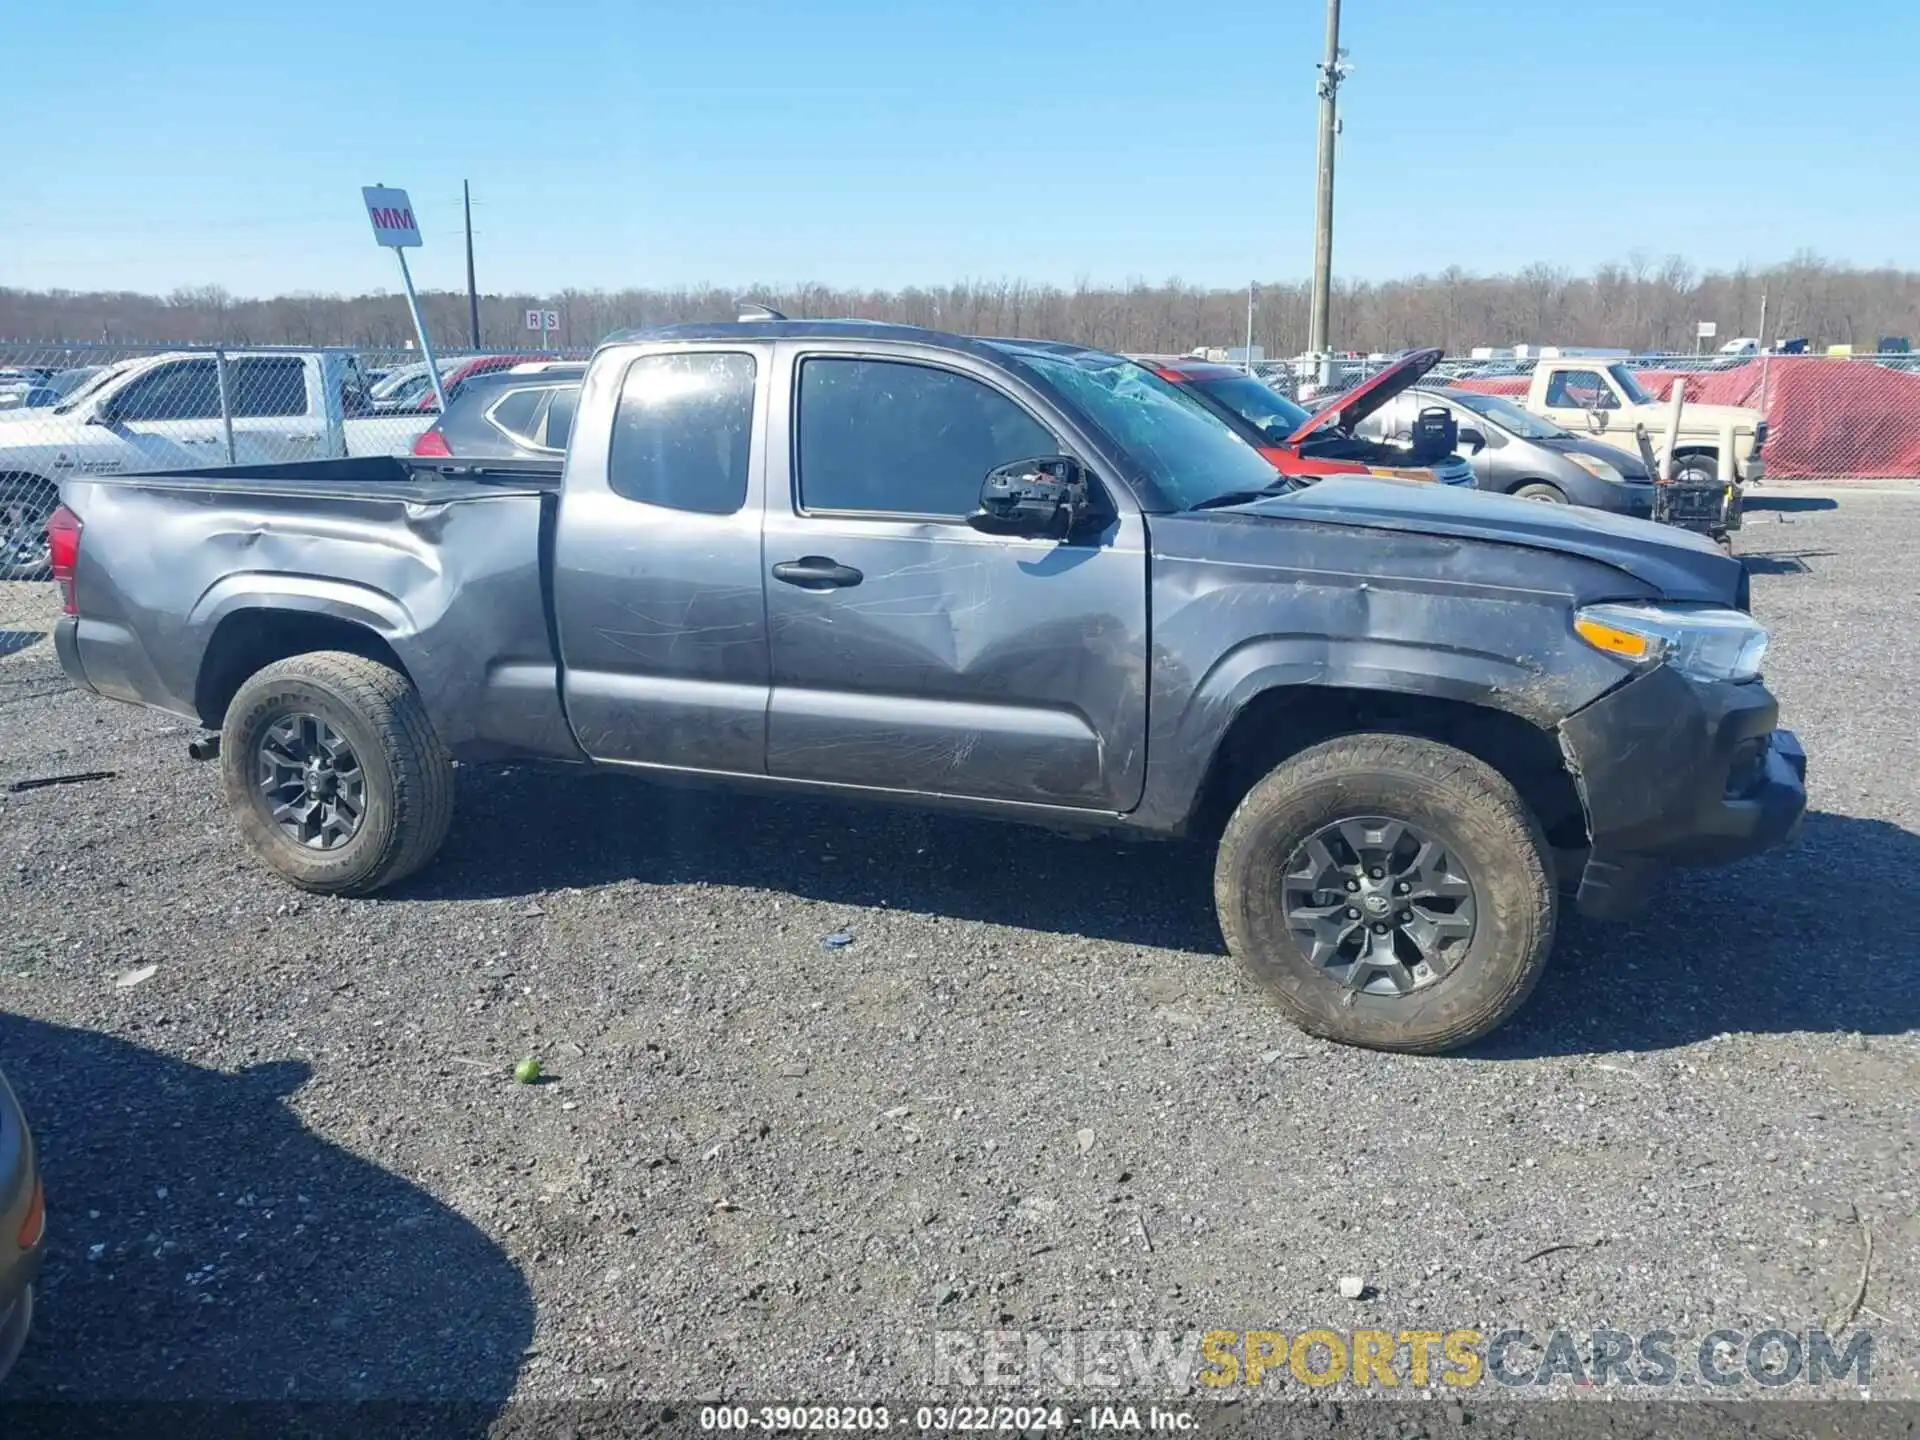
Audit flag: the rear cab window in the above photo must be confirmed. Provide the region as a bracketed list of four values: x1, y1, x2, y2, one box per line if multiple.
[608, 352, 757, 514]
[228, 357, 308, 418]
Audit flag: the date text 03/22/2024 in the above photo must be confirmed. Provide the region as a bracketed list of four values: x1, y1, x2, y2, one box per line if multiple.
[696, 1404, 1194, 1431]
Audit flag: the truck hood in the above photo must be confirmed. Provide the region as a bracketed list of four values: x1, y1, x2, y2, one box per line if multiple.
[1221, 475, 1742, 603]
[1614, 401, 1763, 432]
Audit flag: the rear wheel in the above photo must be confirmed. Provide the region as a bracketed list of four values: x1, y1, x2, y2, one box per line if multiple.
[1511, 481, 1566, 504]
[220, 650, 453, 894]
[1214, 733, 1556, 1054]
[0, 481, 58, 582]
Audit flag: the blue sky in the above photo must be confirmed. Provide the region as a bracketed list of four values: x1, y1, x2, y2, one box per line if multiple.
[5, 0, 1917, 298]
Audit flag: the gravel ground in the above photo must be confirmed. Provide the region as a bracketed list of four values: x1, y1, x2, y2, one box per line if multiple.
[0, 491, 1914, 1417]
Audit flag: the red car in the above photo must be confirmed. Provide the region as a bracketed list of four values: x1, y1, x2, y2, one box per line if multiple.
[1144, 348, 1477, 488]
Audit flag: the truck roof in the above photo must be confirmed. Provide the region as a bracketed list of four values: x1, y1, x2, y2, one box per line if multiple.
[601, 319, 1110, 367]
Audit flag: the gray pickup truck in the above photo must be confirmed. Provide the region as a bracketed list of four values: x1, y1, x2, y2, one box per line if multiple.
[48, 320, 1807, 1053]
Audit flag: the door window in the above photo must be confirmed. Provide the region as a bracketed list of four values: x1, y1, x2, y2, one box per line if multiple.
[113, 360, 220, 421]
[229, 357, 308, 418]
[608, 352, 756, 514]
[796, 358, 1054, 517]
[1544, 369, 1618, 409]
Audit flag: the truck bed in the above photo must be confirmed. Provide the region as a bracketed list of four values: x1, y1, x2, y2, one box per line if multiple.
[58, 453, 581, 765]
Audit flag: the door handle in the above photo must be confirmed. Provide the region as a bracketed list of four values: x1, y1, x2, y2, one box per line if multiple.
[772, 556, 864, 589]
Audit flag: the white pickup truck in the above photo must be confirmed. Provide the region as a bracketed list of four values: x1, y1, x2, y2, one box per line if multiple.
[1513, 359, 1766, 487]
[0, 349, 431, 578]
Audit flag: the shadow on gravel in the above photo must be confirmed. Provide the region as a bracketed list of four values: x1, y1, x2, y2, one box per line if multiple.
[1745, 495, 1840, 513]
[1482, 811, 1920, 1057]
[0, 1015, 533, 1420]
[411, 766, 1227, 954]
[0, 632, 43, 658]
[416, 776, 1920, 1055]
[1739, 550, 1830, 575]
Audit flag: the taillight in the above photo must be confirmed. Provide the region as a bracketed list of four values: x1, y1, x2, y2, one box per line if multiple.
[47, 503, 82, 616]
[412, 428, 452, 457]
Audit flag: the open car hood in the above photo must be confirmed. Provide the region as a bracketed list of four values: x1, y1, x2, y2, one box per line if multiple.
[1287, 347, 1445, 444]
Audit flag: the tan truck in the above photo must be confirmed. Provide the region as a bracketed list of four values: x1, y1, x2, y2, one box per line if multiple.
[1517, 359, 1766, 486]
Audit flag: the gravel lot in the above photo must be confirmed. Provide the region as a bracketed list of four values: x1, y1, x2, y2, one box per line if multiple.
[0, 491, 1914, 1416]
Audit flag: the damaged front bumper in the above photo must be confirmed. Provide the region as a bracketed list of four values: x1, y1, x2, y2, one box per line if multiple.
[1559, 664, 1807, 919]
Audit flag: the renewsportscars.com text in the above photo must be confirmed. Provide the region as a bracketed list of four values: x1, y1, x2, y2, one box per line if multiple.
[926, 1327, 1875, 1390]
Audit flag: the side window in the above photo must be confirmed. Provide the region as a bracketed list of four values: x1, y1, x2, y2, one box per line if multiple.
[229, 357, 308, 418]
[542, 386, 579, 451]
[487, 387, 546, 444]
[608, 352, 757, 514]
[1545, 369, 1617, 409]
[796, 358, 1054, 517]
[114, 360, 220, 421]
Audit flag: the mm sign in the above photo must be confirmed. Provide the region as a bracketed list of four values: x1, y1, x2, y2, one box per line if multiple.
[362, 186, 422, 248]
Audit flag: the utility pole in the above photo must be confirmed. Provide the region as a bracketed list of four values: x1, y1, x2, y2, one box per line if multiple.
[1307, 0, 1346, 365]
[463, 180, 481, 350]
[1245, 282, 1257, 373]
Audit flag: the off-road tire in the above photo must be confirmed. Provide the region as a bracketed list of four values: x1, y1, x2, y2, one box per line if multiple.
[1672, 454, 1719, 486]
[220, 650, 453, 895]
[1511, 481, 1566, 503]
[1214, 733, 1556, 1054]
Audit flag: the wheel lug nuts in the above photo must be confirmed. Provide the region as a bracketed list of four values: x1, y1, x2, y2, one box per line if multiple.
[1371, 922, 1389, 934]
[1345, 879, 1360, 892]
[1394, 881, 1409, 894]
[1368, 868, 1385, 880]
[1345, 907, 1360, 920]
[1398, 910, 1412, 923]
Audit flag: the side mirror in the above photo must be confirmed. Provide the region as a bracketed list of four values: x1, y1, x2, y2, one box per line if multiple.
[1458, 426, 1487, 454]
[88, 400, 120, 427]
[967, 456, 1090, 539]
[1260, 419, 1293, 445]
[1586, 408, 1610, 434]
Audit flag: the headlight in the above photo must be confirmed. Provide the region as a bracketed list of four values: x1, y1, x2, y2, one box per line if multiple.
[1565, 453, 1625, 483]
[1574, 602, 1768, 682]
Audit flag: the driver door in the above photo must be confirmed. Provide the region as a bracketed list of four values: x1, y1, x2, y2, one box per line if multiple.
[109, 357, 229, 467]
[1540, 367, 1620, 436]
[760, 345, 1150, 812]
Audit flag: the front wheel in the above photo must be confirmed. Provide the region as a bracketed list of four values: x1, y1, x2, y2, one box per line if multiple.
[220, 650, 454, 894]
[1511, 481, 1567, 504]
[1214, 733, 1556, 1054]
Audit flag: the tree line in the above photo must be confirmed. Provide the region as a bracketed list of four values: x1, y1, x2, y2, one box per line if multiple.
[4, 251, 1916, 356]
